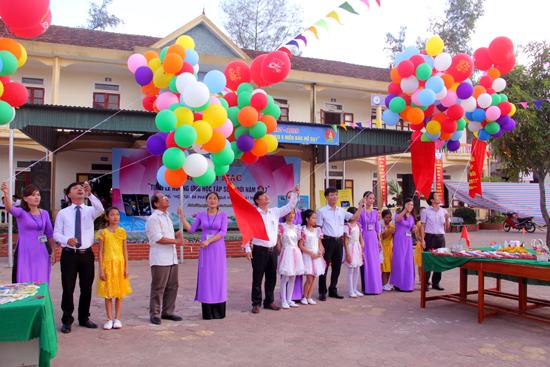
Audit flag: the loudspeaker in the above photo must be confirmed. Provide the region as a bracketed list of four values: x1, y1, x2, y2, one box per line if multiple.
[30, 161, 51, 212]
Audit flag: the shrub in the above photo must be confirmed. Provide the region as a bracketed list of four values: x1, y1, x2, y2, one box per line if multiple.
[453, 207, 477, 224]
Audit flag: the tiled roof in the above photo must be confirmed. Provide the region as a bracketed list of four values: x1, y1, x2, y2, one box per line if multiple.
[0, 24, 389, 81]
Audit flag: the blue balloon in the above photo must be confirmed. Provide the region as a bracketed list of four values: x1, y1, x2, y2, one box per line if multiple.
[465, 112, 474, 120]
[394, 52, 406, 66]
[425, 76, 444, 93]
[422, 55, 434, 68]
[185, 49, 199, 65]
[203, 70, 226, 94]
[451, 131, 463, 141]
[477, 129, 491, 141]
[156, 166, 169, 187]
[425, 131, 441, 140]
[472, 108, 486, 122]
[418, 89, 436, 106]
[382, 110, 400, 126]
[402, 46, 420, 59]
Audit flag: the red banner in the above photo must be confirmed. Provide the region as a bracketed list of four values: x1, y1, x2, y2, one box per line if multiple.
[411, 139, 435, 200]
[435, 156, 445, 206]
[468, 139, 487, 198]
[377, 156, 387, 206]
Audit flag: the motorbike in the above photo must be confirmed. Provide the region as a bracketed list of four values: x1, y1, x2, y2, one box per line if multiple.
[503, 212, 536, 233]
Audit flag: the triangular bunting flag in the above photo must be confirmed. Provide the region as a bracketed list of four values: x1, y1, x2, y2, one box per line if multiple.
[519, 102, 529, 109]
[315, 19, 329, 32]
[376, 0, 381, 6]
[357, 122, 363, 128]
[331, 124, 338, 133]
[340, 122, 348, 130]
[326, 10, 343, 24]
[534, 100, 542, 110]
[307, 26, 319, 39]
[360, 0, 370, 7]
[295, 34, 308, 46]
[547, 98, 550, 103]
[286, 39, 300, 48]
[339, 1, 360, 15]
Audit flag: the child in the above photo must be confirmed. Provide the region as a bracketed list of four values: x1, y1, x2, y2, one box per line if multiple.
[277, 210, 305, 309]
[298, 209, 326, 305]
[97, 207, 132, 330]
[344, 207, 364, 298]
[380, 209, 395, 291]
[414, 207, 426, 284]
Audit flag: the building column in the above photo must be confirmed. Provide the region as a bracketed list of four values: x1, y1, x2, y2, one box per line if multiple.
[309, 83, 317, 123]
[310, 146, 316, 210]
[51, 57, 61, 105]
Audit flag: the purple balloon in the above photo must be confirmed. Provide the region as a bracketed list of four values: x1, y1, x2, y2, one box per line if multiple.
[497, 116, 515, 132]
[147, 132, 168, 155]
[447, 140, 461, 151]
[491, 129, 504, 138]
[236, 134, 254, 152]
[135, 66, 154, 86]
[385, 94, 397, 108]
[456, 83, 473, 99]
[436, 103, 448, 112]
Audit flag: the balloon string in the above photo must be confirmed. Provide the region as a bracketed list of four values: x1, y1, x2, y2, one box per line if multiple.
[89, 154, 155, 183]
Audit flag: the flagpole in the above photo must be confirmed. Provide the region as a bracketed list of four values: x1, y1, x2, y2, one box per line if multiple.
[179, 186, 184, 264]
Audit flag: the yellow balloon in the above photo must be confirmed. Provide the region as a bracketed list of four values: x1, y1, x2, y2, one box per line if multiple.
[175, 107, 194, 127]
[263, 134, 278, 153]
[509, 103, 516, 116]
[473, 131, 479, 138]
[17, 45, 27, 67]
[426, 35, 444, 57]
[0, 81, 4, 98]
[153, 68, 173, 89]
[176, 35, 195, 50]
[148, 58, 162, 71]
[203, 104, 227, 129]
[426, 120, 441, 135]
[193, 120, 213, 144]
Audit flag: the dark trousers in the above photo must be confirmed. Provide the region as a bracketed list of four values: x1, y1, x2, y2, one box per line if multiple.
[424, 233, 446, 286]
[251, 246, 277, 307]
[319, 237, 343, 296]
[60, 248, 95, 325]
[150, 264, 179, 318]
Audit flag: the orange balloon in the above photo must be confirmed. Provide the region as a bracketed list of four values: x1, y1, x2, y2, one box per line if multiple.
[441, 74, 455, 89]
[390, 68, 402, 83]
[167, 44, 186, 59]
[203, 131, 226, 153]
[432, 113, 446, 123]
[439, 132, 452, 141]
[165, 169, 188, 188]
[487, 67, 501, 80]
[238, 106, 259, 128]
[472, 85, 486, 99]
[144, 50, 159, 62]
[400, 106, 412, 119]
[142, 83, 159, 97]
[261, 115, 277, 133]
[163, 53, 183, 74]
[406, 107, 424, 125]
[251, 138, 268, 157]
[0, 38, 22, 59]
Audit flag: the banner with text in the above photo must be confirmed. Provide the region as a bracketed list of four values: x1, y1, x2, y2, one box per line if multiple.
[273, 123, 339, 145]
[435, 157, 445, 206]
[377, 156, 387, 206]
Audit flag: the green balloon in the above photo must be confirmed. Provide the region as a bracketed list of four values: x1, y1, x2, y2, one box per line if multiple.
[219, 98, 229, 110]
[421, 133, 433, 142]
[237, 92, 252, 108]
[169, 103, 181, 111]
[0, 101, 15, 125]
[237, 83, 254, 94]
[212, 147, 235, 166]
[416, 63, 432, 81]
[194, 168, 216, 186]
[411, 102, 427, 111]
[193, 100, 210, 112]
[155, 110, 177, 132]
[272, 103, 281, 120]
[234, 126, 249, 139]
[456, 118, 466, 131]
[174, 125, 197, 148]
[231, 141, 244, 159]
[214, 164, 230, 176]
[249, 122, 267, 139]
[162, 147, 186, 170]
[228, 106, 240, 125]
[389, 97, 406, 113]
[500, 94, 508, 102]
[169, 77, 178, 93]
[491, 93, 500, 106]
[159, 47, 168, 62]
[0, 51, 18, 76]
[485, 121, 500, 135]
[262, 101, 277, 117]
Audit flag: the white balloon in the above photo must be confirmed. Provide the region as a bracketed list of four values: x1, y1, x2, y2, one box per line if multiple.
[477, 93, 492, 109]
[468, 121, 482, 132]
[175, 73, 196, 94]
[252, 89, 267, 96]
[183, 153, 209, 177]
[207, 158, 215, 172]
[181, 82, 210, 108]
[435, 88, 447, 101]
[191, 144, 209, 155]
[400, 76, 419, 95]
[460, 96, 477, 112]
[434, 53, 452, 71]
[492, 78, 506, 92]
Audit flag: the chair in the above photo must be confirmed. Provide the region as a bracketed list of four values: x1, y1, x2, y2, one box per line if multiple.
[449, 217, 464, 232]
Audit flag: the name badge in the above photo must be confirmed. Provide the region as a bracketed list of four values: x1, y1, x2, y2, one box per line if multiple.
[367, 224, 374, 231]
[206, 234, 214, 240]
[406, 232, 412, 237]
[38, 235, 48, 243]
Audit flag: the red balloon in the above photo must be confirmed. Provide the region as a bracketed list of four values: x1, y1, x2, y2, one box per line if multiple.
[410, 55, 425, 68]
[165, 131, 178, 149]
[441, 119, 457, 134]
[446, 105, 464, 120]
[494, 54, 516, 75]
[397, 60, 414, 77]
[498, 101, 512, 116]
[224, 92, 238, 107]
[1, 1, 51, 39]
[447, 54, 474, 82]
[193, 112, 203, 121]
[410, 123, 424, 131]
[473, 47, 493, 71]
[178, 61, 194, 75]
[424, 105, 435, 118]
[142, 96, 156, 111]
[261, 51, 291, 86]
[387, 83, 402, 95]
[250, 54, 269, 87]
[479, 75, 493, 89]
[488, 37, 515, 65]
[1, 82, 28, 107]
[250, 92, 268, 110]
[240, 151, 259, 164]
[224, 60, 251, 90]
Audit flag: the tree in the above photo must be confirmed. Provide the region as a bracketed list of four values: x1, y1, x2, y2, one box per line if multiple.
[219, 0, 303, 51]
[430, 0, 485, 54]
[384, 26, 407, 64]
[491, 41, 550, 243]
[85, 0, 123, 31]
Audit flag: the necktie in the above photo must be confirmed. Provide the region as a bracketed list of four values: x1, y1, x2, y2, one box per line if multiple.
[75, 206, 82, 248]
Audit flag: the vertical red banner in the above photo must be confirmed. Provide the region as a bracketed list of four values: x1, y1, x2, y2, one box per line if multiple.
[410, 139, 435, 200]
[377, 156, 387, 206]
[435, 156, 445, 206]
[468, 139, 487, 198]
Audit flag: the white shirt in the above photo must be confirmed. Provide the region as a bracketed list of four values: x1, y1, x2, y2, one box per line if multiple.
[421, 206, 448, 235]
[245, 193, 298, 252]
[317, 205, 353, 238]
[53, 194, 104, 249]
[146, 209, 178, 266]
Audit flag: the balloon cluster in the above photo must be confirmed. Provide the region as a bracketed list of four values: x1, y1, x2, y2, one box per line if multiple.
[383, 35, 517, 151]
[128, 36, 291, 188]
[0, 0, 52, 39]
[0, 38, 29, 125]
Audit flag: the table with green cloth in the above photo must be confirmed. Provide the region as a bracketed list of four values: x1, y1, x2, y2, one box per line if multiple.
[0, 282, 58, 367]
[420, 251, 550, 324]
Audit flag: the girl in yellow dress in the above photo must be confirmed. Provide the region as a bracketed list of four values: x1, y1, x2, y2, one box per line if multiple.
[97, 207, 132, 330]
[380, 209, 395, 291]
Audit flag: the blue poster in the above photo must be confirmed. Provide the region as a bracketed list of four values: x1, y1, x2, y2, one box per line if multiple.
[273, 123, 339, 145]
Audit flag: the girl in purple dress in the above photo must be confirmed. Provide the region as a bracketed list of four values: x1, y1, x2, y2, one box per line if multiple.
[179, 192, 228, 319]
[390, 198, 416, 292]
[358, 191, 382, 295]
[1, 182, 55, 285]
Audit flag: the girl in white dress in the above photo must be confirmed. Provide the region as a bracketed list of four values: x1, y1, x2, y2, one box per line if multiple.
[344, 207, 364, 298]
[277, 210, 305, 309]
[298, 209, 326, 305]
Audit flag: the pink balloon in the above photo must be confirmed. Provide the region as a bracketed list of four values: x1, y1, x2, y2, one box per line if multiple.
[485, 106, 501, 121]
[440, 89, 457, 108]
[215, 119, 234, 138]
[127, 53, 147, 73]
[209, 96, 221, 105]
[155, 92, 179, 111]
[411, 90, 421, 106]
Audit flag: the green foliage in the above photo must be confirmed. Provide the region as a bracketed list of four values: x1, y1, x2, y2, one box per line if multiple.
[453, 207, 477, 224]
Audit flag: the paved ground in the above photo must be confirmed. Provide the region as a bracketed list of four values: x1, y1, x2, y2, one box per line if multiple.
[1, 230, 550, 367]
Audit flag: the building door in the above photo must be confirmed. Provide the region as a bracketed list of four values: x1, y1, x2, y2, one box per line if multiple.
[320, 109, 341, 124]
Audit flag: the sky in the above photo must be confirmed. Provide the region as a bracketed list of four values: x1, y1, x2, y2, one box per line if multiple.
[50, 0, 549, 68]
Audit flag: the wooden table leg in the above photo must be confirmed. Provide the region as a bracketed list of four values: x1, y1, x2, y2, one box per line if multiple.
[420, 266, 426, 308]
[478, 270, 485, 324]
[519, 277, 527, 314]
[460, 268, 468, 303]
[496, 277, 501, 292]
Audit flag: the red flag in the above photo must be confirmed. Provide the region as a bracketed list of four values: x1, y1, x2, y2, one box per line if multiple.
[468, 138, 487, 198]
[223, 175, 269, 246]
[410, 139, 435, 200]
[461, 226, 471, 247]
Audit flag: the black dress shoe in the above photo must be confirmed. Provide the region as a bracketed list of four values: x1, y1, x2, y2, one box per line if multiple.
[60, 324, 72, 334]
[319, 294, 327, 301]
[251, 305, 261, 314]
[79, 320, 98, 329]
[432, 285, 445, 291]
[264, 303, 281, 311]
[329, 293, 344, 299]
[161, 314, 183, 321]
[150, 316, 161, 325]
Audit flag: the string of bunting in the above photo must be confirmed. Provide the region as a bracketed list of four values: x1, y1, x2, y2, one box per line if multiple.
[279, 0, 381, 57]
[516, 98, 550, 110]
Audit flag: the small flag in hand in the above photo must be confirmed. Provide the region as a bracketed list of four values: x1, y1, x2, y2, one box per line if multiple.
[461, 226, 471, 247]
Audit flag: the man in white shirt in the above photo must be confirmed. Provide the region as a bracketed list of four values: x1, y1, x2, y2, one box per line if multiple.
[54, 181, 104, 334]
[317, 188, 363, 301]
[146, 192, 185, 325]
[245, 186, 299, 314]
